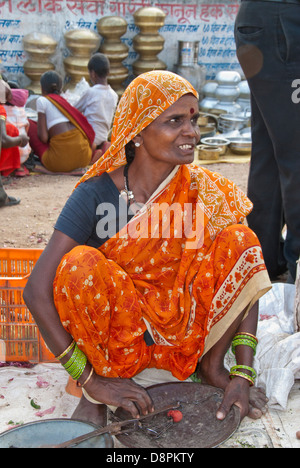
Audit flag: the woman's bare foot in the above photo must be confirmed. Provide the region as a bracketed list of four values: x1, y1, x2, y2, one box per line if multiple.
[248, 386, 268, 419]
[197, 361, 268, 420]
[71, 394, 107, 427]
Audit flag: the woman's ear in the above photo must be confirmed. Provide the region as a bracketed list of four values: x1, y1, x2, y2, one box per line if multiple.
[132, 134, 143, 148]
[89, 70, 97, 85]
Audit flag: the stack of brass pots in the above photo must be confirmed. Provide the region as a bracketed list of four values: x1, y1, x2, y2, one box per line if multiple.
[132, 7, 166, 76]
[23, 33, 57, 94]
[64, 29, 100, 90]
[97, 16, 129, 98]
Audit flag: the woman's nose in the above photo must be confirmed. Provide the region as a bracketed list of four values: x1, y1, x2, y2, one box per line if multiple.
[182, 118, 200, 139]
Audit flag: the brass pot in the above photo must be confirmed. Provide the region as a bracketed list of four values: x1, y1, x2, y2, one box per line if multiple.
[196, 145, 223, 161]
[229, 138, 252, 155]
[64, 29, 100, 57]
[64, 29, 100, 89]
[23, 33, 57, 94]
[132, 7, 166, 76]
[97, 16, 129, 96]
[23, 33, 57, 60]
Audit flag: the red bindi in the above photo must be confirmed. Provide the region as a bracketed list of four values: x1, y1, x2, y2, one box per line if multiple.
[190, 108, 195, 114]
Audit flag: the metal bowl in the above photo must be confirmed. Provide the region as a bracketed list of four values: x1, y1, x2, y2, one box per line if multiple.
[218, 113, 250, 133]
[201, 137, 230, 155]
[229, 137, 252, 155]
[0, 419, 114, 448]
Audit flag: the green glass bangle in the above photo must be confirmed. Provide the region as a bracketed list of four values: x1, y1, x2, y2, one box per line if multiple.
[64, 348, 86, 376]
[62, 343, 87, 381]
[64, 343, 80, 371]
[65, 352, 87, 380]
[231, 337, 257, 356]
[234, 333, 258, 344]
[230, 364, 256, 379]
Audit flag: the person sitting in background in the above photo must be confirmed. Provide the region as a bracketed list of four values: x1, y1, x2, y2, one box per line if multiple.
[28, 71, 95, 174]
[0, 79, 20, 206]
[4, 84, 31, 177]
[74, 53, 118, 164]
[0, 79, 29, 178]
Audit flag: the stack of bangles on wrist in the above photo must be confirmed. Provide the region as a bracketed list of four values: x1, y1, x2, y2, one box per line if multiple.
[229, 333, 258, 386]
[231, 332, 258, 356]
[55, 340, 94, 387]
[229, 365, 256, 386]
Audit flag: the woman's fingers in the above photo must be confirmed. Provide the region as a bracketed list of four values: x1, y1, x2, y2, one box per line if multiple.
[119, 386, 155, 418]
[87, 376, 155, 417]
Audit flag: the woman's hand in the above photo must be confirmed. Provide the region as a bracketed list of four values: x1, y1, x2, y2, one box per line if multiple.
[18, 134, 29, 147]
[4, 82, 12, 103]
[84, 373, 155, 418]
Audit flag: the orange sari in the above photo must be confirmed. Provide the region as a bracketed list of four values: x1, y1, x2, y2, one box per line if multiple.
[53, 71, 271, 381]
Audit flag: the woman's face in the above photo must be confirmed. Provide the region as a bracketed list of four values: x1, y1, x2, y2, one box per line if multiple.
[138, 94, 200, 166]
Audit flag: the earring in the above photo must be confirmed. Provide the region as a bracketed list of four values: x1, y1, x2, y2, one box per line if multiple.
[134, 142, 141, 147]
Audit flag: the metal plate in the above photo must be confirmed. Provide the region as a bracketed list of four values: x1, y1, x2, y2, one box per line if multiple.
[115, 382, 240, 448]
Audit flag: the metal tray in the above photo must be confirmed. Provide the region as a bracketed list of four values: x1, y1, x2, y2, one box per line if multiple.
[115, 382, 240, 448]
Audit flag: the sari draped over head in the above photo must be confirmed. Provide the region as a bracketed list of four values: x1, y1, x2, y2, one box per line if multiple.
[54, 71, 271, 381]
[76, 70, 199, 184]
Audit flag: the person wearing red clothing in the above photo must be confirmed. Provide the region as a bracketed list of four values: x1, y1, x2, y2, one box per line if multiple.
[0, 77, 28, 206]
[0, 103, 29, 177]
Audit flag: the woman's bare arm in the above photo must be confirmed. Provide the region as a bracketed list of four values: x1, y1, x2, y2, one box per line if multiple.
[23, 229, 154, 417]
[23, 229, 79, 355]
[37, 112, 49, 143]
[0, 118, 29, 148]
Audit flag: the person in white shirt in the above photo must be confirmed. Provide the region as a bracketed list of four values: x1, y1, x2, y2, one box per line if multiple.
[75, 53, 118, 163]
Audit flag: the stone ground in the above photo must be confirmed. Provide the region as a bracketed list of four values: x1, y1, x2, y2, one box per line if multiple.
[0, 161, 250, 248]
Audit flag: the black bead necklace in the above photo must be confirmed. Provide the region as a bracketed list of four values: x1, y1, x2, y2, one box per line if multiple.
[119, 163, 144, 213]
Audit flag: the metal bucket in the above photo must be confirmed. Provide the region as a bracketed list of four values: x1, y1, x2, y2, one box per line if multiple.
[0, 419, 114, 448]
[178, 41, 199, 66]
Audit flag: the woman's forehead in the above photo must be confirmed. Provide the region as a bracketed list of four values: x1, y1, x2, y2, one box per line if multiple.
[162, 94, 199, 114]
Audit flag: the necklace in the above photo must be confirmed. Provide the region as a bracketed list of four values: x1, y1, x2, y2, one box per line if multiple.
[119, 163, 144, 213]
[119, 163, 135, 207]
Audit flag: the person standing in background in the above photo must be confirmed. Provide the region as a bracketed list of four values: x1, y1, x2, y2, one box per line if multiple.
[234, 0, 300, 283]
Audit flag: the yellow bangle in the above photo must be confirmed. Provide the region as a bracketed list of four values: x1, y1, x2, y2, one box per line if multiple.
[234, 332, 258, 343]
[229, 371, 254, 386]
[77, 367, 94, 388]
[55, 340, 75, 360]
